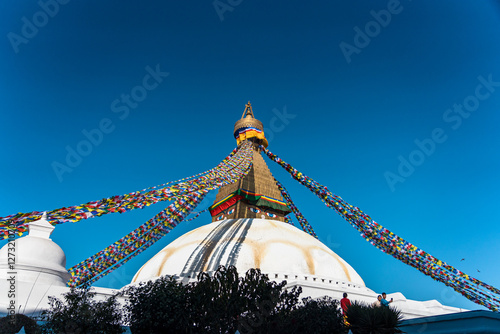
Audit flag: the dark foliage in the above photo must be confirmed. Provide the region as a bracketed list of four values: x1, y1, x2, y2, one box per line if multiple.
[125, 265, 302, 334]
[344, 301, 404, 334]
[40, 287, 124, 334]
[53, 266, 404, 334]
[235, 267, 302, 334]
[0, 314, 41, 334]
[125, 275, 191, 333]
[277, 296, 346, 334]
[189, 265, 245, 333]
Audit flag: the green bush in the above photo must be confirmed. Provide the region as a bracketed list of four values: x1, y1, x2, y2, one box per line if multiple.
[125, 265, 302, 334]
[36, 268, 405, 334]
[124, 275, 190, 333]
[40, 287, 124, 334]
[0, 314, 41, 334]
[278, 296, 346, 334]
[236, 267, 302, 333]
[344, 301, 403, 334]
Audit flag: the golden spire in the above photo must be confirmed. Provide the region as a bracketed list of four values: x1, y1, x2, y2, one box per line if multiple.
[210, 102, 290, 222]
[241, 101, 254, 119]
[233, 101, 268, 148]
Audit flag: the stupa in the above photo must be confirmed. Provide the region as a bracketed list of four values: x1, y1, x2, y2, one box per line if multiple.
[0, 103, 471, 324]
[130, 103, 463, 319]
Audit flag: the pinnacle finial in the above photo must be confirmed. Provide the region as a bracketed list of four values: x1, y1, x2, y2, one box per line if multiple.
[241, 101, 254, 119]
[234, 101, 268, 148]
[29, 211, 54, 239]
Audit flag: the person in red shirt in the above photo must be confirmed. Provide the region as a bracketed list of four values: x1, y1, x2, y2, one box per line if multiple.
[340, 292, 351, 315]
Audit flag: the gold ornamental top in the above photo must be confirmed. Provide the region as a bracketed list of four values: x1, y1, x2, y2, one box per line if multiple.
[210, 101, 289, 222]
[233, 102, 268, 148]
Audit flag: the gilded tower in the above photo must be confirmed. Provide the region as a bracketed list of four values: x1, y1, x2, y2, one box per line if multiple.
[209, 102, 291, 222]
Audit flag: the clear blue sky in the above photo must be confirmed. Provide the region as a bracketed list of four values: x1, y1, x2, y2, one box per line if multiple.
[1, 0, 499, 311]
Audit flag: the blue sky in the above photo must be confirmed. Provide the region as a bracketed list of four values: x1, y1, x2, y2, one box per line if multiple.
[1, 0, 500, 311]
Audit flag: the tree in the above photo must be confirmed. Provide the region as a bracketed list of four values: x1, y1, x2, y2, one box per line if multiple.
[124, 275, 190, 333]
[237, 268, 302, 333]
[188, 265, 246, 333]
[41, 287, 124, 334]
[124, 265, 303, 334]
[278, 296, 346, 334]
[0, 314, 41, 334]
[344, 301, 403, 334]
[188, 266, 302, 333]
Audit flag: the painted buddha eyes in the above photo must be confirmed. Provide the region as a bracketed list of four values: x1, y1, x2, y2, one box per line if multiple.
[219, 207, 275, 219]
[216, 207, 236, 221]
[249, 207, 261, 213]
[248, 207, 277, 218]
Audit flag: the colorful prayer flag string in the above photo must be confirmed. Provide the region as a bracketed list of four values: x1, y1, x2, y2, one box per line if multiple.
[284, 215, 294, 226]
[275, 180, 317, 238]
[183, 208, 209, 222]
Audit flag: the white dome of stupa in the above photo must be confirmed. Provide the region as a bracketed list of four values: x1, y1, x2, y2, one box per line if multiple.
[132, 218, 365, 287]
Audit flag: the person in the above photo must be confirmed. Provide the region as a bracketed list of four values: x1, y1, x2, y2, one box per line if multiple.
[372, 295, 382, 307]
[380, 292, 393, 307]
[340, 292, 351, 315]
